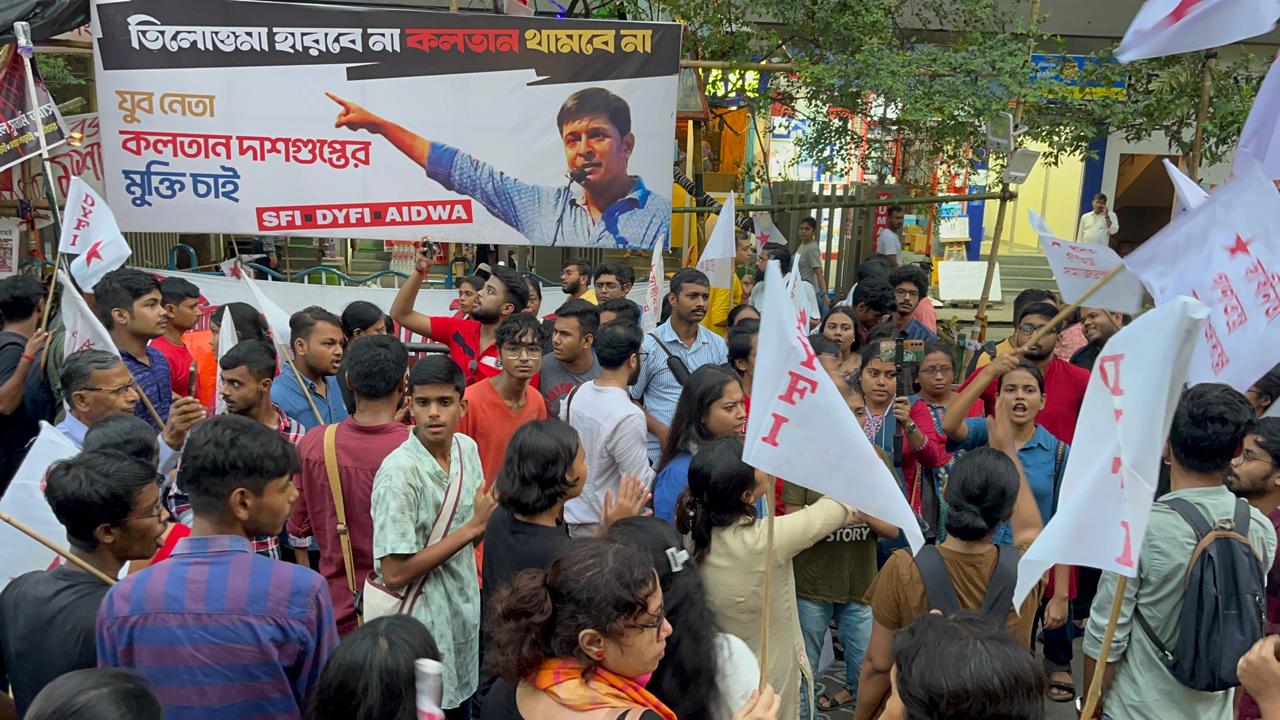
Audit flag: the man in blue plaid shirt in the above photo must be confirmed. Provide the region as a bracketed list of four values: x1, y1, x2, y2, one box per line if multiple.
[328, 87, 670, 250]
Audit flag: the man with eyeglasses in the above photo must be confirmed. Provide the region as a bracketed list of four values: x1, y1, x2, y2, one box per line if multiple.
[592, 261, 635, 303]
[0, 450, 169, 718]
[55, 349, 204, 471]
[458, 312, 549, 492]
[957, 302, 1088, 444]
[887, 266, 937, 343]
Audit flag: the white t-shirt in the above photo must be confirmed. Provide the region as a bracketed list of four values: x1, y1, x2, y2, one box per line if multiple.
[1077, 210, 1119, 244]
[560, 381, 655, 525]
[876, 227, 902, 257]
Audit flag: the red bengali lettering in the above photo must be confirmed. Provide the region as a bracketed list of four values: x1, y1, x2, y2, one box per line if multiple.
[1244, 258, 1280, 321]
[1212, 273, 1248, 333]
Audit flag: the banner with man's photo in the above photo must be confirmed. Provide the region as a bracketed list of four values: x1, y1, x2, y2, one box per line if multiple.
[90, 0, 680, 250]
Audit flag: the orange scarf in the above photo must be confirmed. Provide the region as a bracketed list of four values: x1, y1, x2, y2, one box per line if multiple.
[530, 658, 677, 720]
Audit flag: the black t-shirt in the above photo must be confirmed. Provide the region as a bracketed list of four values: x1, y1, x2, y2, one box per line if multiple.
[0, 565, 111, 716]
[1070, 341, 1103, 371]
[0, 331, 37, 488]
[481, 678, 662, 720]
[481, 507, 570, 604]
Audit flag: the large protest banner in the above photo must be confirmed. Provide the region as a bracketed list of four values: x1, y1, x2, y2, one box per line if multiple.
[90, 0, 681, 250]
[0, 48, 67, 174]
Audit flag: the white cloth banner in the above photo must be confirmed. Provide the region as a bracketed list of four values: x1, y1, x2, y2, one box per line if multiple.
[1235, 53, 1280, 183]
[1115, 0, 1280, 63]
[59, 269, 119, 358]
[65, 180, 132, 289]
[750, 211, 787, 249]
[641, 240, 663, 334]
[213, 310, 241, 416]
[743, 260, 924, 553]
[1014, 297, 1208, 605]
[241, 273, 294, 347]
[1029, 210, 1143, 315]
[697, 191, 736, 290]
[1124, 162, 1280, 391]
[0, 422, 84, 591]
[1163, 158, 1209, 216]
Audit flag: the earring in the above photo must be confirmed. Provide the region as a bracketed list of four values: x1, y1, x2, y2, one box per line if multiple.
[595, 651, 604, 659]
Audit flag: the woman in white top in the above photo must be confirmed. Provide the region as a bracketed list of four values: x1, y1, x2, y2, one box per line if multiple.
[678, 436, 858, 720]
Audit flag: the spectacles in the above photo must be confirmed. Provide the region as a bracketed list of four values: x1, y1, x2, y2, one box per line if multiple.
[80, 382, 135, 396]
[1241, 449, 1278, 467]
[1017, 323, 1056, 335]
[127, 498, 167, 523]
[596, 281, 622, 291]
[918, 366, 953, 377]
[894, 288, 919, 299]
[623, 608, 666, 640]
[502, 344, 543, 358]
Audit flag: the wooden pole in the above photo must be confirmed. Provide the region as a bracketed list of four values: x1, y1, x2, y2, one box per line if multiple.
[131, 377, 166, 430]
[1187, 50, 1217, 183]
[758, 480, 775, 691]
[1021, 265, 1126, 350]
[1079, 575, 1128, 720]
[278, 342, 325, 426]
[0, 511, 117, 585]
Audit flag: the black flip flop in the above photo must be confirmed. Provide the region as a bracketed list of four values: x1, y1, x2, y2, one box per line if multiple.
[1047, 680, 1076, 703]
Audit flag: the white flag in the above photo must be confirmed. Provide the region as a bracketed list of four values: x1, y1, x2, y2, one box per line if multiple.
[751, 211, 788, 250]
[1115, 0, 1280, 63]
[1124, 161, 1280, 390]
[59, 177, 123, 255]
[696, 192, 737, 290]
[67, 213, 131, 290]
[1235, 53, 1280, 183]
[1162, 158, 1209, 215]
[58, 270, 119, 359]
[1014, 297, 1208, 605]
[641, 240, 663, 334]
[743, 260, 924, 553]
[242, 273, 292, 347]
[0, 422, 84, 590]
[213, 310, 242, 416]
[1029, 210, 1144, 315]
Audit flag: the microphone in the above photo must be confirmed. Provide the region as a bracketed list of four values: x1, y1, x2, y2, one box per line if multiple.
[568, 167, 588, 184]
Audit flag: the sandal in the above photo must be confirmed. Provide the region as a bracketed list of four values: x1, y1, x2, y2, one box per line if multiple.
[1047, 675, 1076, 703]
[816, 688, 854, 711]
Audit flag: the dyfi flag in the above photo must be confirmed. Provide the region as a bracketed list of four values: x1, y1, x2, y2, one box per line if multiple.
[0, 422, 84, 591]
[1163, 158, 1209, 215]
[59, 177, 123, 255]
[58, 269, 118, 359]
[214, 309, 242, 416]
[743, 259, 925, 553]
[66, 202, 131, 291]
[1123, 161, 1280, 391]
[1114, 0, 1280, 63]
[641, 236, 663, 334]
[242, 273, 292, 347]
[697, 192, 739, 336]
[1029, 210, 1143, 315]
[1013, 296, 1208, 605]
[1235, 52, 1280, 183]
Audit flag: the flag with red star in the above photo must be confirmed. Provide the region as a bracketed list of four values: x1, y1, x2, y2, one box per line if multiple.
[1115, 0, 1280, 63]
[64, 181, 131, 289]
[1124, 161, 1280, 390]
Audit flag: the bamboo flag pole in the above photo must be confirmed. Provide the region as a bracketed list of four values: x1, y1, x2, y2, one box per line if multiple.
[1079, 575, 1128, 720]
[1020, 265, 1127, 350]
[130, 377, 166, 430]
[0, 511, 116, 586]
[279, 342, 324, 426]
[758, 480, 775, 691]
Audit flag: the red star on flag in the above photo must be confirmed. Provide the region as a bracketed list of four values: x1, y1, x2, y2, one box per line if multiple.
[1050, 240, 1063, 249]
[83, 240, 104, 267]
[1166, 0, 1205, 24]
[1225, 234, 1254, 259]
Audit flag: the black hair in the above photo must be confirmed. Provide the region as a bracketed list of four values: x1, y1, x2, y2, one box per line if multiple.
[44, 450, 158, 552]
[892, 611, 1045, 720]
[823, 306, 860, 355]
[594, 261, 635, 287]
[997, 360, 1045, 394]
[212, 302, 270, 343]
[83, 414, 159, 467]
[495, 419, 581, 516]
[93, 269, 160, 326]
[599, 298, 641, 326]
[25, 668, 164, 720]
[851, 277, 895, 316]
[669, 267, 710, 297]
[290, 305, 343, 346]
[522, 274, 542, 302]
[304, 616, 441, 720]
[219, 339, 278, 381]
[888, 204, 905, 215]
[408, 354, 465, 396]
[495, 311, 546, 350]
[858, 337, 894, 375]
[604, 517, 723, 720]
[727, 319, 759, 375]
[594, 319, 643, 370]
[1253, 417, 1280, 470]
[659, 365, 743, 471]
[943, 448, 1019, 541]
[178, 415, 300, 517]
[158, 276, 201, 307]
[491, 264, 530, 314]
[340, 300, 385, 339]
[808, 333, 840, 358]
[488, 539, 657, 681]
[1012, 289, 1056, 323]
[761, 241, 791, 273]
[0, 274, 44, 325]
[61, 349, 124, 397]
[459, 275, 485, 292]
[562, 258, 592, 277]
[345, 335, 408, 400]
[556, 87, 632, 137]
[856, 258, 893, 283]
[1251, 363, 1280, 409]
[1016, 301, 1060, 329]
[1169, 383, 1254, 474]
[921, 341, 955, 368]
[727, 303, 759, 326]
[889, 266, 929, 300]
[800, 216, 818, 231]
[554, 298, 601, 338]
[1095, 193, 1108, 202]
[675, 436, 757, 561]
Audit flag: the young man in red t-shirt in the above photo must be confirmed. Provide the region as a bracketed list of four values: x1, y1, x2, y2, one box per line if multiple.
[151, 277, 203, 398]
[390, 243, 529, 386]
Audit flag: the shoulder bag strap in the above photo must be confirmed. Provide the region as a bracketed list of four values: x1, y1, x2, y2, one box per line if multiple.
[981, 545, 1021, 620]
[1133, 497, 1212, 663]
[399, 437, 468, 615]
[1233, 497, 1253, 536]
[564, 381, 585, 423]
[323, 425, 359, 600]
[648, 332, 691, 386]
[912, 545, 961, 616]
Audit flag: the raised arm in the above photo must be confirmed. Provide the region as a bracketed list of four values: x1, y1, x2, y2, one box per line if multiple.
[390, 247, 434, 339]
[328, 93, 431, 168]
[987, 394, 1044, 547]
[943, 351, 1019, 442]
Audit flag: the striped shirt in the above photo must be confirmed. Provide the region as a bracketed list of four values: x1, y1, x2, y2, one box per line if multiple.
[121, 345, 172, 432]
[630, 320, 728, 463]
[97, 535, 338, 720]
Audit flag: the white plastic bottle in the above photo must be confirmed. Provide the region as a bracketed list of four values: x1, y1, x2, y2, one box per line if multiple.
[415, 658, 445, 720]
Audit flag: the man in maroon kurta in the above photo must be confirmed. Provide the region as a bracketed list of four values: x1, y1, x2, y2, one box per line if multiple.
[287, 335, 409, 634]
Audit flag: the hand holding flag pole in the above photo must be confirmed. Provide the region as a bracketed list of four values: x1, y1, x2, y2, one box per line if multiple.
[0, 511, 116, 585]
[1021, 265, 1128, 350]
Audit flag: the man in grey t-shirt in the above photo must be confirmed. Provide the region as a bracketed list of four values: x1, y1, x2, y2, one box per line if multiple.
[539, 299, 601, 417]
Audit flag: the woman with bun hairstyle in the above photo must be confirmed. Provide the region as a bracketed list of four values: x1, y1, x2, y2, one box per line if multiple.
[483, 538, 780, 720]
[678, 436, 860, 720]
[854, 402, 1045, 720]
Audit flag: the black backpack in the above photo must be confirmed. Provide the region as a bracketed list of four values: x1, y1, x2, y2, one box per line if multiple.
[1134, 497, 1266, 692]
[912, 544, 1020, 620]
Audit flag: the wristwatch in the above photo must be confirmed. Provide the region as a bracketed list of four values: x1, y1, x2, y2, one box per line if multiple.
[904, 422, 918, 434]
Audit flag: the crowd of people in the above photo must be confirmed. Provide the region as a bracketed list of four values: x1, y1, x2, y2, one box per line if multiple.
[0, 232, 1277, 720]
